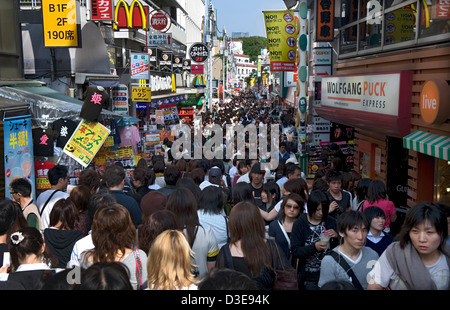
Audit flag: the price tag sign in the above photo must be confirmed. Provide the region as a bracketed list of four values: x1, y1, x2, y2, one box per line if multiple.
[42, 0, 80, 47]
[132, 87, 151, 101]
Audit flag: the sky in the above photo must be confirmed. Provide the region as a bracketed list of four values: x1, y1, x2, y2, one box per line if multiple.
[212, 0, 289, 37]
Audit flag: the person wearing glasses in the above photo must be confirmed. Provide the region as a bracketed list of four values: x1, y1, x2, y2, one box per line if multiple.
[291, 190, 338, 290]
[9, 178, 41, 231]
[269, 193, 305, 260]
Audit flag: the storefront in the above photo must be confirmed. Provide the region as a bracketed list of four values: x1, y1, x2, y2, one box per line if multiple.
[316, 71, 413, 209]
[316, 44, 450, 209]
[0, 83, 140, 198]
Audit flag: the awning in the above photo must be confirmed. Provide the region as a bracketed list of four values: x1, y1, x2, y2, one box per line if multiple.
[0, 86, 139, 127]
[403, 130, 450, 161]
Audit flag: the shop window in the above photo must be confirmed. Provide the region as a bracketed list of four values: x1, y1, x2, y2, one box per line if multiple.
[384, 5, 417, 45]
[420, 0, 450, 39]
[435, 158, 450, 205]
[337, 0, 450, 58]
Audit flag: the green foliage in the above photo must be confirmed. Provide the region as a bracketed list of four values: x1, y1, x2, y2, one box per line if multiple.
[241, 36, 268, 63]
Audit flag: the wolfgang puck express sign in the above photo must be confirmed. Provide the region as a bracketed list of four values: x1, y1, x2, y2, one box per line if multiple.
[321, 72, 406, 116]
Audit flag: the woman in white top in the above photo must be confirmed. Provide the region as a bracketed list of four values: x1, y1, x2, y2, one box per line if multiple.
[79, 203, 147, 290]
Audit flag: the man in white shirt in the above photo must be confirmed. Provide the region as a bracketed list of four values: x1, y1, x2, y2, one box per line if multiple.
[36, 165, 70, 230]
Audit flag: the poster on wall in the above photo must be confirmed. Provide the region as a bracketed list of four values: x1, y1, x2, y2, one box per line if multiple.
[63, 120, 111, 167]
[3, 115, 36, 200]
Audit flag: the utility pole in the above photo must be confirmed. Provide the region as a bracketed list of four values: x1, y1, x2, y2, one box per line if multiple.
[223, 27, 227, 102]
[207, 0, 213, 111]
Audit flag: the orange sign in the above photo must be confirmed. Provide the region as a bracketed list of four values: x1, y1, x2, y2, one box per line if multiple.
[316, 0, 334, 42]
[420, 79, 450, 125]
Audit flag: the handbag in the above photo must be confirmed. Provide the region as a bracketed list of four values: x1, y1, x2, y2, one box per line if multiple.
[268, 239, 298, 290]
[133, 249, 143, 290]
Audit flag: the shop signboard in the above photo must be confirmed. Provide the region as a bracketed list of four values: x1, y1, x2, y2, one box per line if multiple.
[3, 115, 36, 200]
[130, 53, 150, 80]
[189, 43, 209, 63]
[112, 84, 129, 114]
[316, 0, 334, 42]
[42, 0, 81, 47]
[63, 120, 111, 168]
[90, 0, 113, 21]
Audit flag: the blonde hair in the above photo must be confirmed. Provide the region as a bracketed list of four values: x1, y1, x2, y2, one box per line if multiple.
[146, 230, 198, 290]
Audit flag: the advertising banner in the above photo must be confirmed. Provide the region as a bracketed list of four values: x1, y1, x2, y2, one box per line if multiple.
[63, 120, 111, 167]
[130, 53, 150, 80]
[3, 115, 36, 200]
[263, 10, 297, 72]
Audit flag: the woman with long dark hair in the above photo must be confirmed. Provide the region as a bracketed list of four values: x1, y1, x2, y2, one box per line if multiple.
[166, 187, 219, 278]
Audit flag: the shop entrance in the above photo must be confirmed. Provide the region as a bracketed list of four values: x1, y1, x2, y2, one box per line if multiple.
[386, 136, 409, 236]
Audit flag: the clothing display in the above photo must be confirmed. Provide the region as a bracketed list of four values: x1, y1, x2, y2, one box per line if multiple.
[52, 118, 78, 148]
[32, 127, 55, 156]
[80, 86, 109, 122]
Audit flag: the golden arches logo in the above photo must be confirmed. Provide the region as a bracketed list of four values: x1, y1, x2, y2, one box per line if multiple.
[113, 0, 147, 30]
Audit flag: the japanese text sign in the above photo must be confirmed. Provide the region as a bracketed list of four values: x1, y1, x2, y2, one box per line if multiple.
[63, 120, 111, 168]
[132, 87, 151, 101]
[42, 0, 80, 47]
[316, 0, 335, 42]
[3, 115, 36, 200]
[130, 53, 150, 80]
[189, 43, 209, 63]
[263, 10, 298, 72]
[90, 0, 113, 21]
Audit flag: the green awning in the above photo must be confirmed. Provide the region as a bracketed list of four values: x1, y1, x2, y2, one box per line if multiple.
[403, 130, 450, 161]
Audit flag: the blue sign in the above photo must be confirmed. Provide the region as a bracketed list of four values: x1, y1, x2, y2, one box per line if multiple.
[3, 115, 36, 200]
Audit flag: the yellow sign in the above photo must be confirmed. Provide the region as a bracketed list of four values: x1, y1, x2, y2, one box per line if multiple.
[63, 120, 111, 167]
[42, 0, 80, 47]
[132, 87, 151, 101]
[263, 10, 297, 72]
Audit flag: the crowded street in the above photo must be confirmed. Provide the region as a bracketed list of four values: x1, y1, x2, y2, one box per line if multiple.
[0, 0, 449, 296]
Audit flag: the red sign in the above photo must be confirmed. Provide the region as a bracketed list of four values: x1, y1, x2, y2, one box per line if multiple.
[91, 0, 113, 21]
[191, 64, 204, 74]
[149, 9, 172, 33]
[151, 12, 168, 31]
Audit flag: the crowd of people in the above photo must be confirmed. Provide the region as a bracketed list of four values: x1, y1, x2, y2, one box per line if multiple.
[0, 91, 449, 291]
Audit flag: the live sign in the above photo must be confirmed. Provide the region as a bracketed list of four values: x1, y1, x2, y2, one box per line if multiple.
[189, 43, 209, 63]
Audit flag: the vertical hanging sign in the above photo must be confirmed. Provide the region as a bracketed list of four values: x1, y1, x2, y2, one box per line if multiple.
[90, 0, 113, 21]
[263, 10, 298, 72]
[316, 0, 335, 42]
[3, 115, 36, 200]
[42, 0, 81, 47]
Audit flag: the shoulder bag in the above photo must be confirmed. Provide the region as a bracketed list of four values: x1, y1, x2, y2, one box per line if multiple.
[133, 249, 143, 290]
[39, 190, 60, 216]
[329, 251, 364, 290]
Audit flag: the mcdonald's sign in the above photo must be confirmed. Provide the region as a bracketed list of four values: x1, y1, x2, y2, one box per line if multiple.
[113, 0, 149, 30]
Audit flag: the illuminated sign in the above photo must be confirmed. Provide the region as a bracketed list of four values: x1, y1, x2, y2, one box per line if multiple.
[113, 0, 149, 30]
